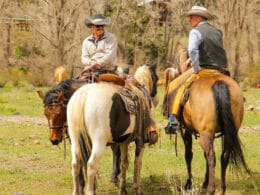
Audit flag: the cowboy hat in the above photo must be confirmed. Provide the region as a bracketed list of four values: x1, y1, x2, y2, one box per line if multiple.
[85, 14, 110, 27]
[184, 5, 216, 20]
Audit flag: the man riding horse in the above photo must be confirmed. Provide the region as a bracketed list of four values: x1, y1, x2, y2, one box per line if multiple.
[165, 5, 230, 134]
[81, 13, 123, 79]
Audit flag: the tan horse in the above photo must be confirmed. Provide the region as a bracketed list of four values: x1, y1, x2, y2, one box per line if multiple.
[54, 65, 67, 84]
[163, 71, 250, 194]
[163, 68, 250, 194]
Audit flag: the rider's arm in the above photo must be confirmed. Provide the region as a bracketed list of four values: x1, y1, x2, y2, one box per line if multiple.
[188, 29, 203, 73]
[81, 37, 93, 66]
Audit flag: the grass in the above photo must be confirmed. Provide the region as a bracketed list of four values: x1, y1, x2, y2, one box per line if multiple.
[0, 86, 259, 194]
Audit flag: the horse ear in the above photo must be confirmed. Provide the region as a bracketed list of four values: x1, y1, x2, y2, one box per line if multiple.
[37, 91, 45, 100]
[150, 61, 157, 70]
[57, 91, 64, 101]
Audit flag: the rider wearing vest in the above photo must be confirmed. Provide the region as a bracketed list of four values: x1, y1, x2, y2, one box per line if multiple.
[165, 5, 229, 134]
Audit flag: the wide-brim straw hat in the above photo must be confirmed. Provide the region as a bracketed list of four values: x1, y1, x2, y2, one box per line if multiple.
[184, 5, 216, 20]
[85, 14, 110, 27]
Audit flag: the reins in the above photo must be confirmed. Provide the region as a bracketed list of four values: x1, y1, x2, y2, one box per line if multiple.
[46, 100, 69, 159]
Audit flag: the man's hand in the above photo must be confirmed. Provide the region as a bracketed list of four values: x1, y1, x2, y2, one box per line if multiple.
[84, 61, 103, 71]
[184, 58, 191, 69]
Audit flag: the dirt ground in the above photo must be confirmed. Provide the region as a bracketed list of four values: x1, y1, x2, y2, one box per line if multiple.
[0, 116, 259, 131]
[0, 116, 46, 125]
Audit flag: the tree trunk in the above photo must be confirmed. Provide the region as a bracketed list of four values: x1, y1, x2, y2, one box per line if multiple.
[3, 23, 11, 67]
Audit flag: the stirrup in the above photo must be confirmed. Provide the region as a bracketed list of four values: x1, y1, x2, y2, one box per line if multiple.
[164, 122, 179, 134]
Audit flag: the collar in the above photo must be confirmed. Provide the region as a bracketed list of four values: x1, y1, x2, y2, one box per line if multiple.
[198, 20, 208, 26]
[88, 32, 107, 42]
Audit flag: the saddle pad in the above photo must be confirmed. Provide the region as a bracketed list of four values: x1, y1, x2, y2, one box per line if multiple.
[98, 74, 125, 86]
[118, 88, 138, 114]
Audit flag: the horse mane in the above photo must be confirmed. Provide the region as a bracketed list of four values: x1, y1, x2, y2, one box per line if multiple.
[134, 63, 158, 97]
[43, 79, 83, 105]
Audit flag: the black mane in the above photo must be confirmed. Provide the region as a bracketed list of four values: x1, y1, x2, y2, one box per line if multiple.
[43, 79, 80, 105]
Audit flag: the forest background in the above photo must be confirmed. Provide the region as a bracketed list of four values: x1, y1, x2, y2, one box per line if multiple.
[0, 0, 259, 87]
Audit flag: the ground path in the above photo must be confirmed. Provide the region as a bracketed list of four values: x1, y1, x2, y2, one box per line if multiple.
[0, 115, 259, 131]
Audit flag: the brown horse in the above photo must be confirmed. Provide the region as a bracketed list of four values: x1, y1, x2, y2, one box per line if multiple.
[54, 65, 67, 84]
[163, 72, 250, 194]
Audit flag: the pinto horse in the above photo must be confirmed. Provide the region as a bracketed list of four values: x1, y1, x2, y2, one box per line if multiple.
[37, 79, 122, 184]
[67, 64, 158, 195]
[54, 65, 68, 84]
[163, 71, 250, 194]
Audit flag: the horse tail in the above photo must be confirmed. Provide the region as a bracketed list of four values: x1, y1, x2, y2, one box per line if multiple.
[70, 88, 92, 165]
[212, 80, 250, 173]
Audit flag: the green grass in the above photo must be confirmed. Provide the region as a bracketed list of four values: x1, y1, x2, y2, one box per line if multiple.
[242, 88, 260, 126]
[0, 86, 259, 194]
[0, 87, 49, 117]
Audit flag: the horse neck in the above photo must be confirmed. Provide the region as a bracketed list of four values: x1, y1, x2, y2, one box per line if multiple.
[134, 67, 152, 95]
[67, 81, 88, 98]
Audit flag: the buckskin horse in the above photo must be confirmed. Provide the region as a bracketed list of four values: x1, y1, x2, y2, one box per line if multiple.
[163, 70, 250, 194]
[67, 64, 158, 195]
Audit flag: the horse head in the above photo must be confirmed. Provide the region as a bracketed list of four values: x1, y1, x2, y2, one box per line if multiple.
[37, 89, 68, 145]
[134, 62, 159, 106]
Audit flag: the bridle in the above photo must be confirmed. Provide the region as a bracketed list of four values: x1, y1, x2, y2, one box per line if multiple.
[45, 101, 68, 136]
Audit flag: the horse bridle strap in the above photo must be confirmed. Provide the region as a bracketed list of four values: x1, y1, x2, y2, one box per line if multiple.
[46, 102, 67, 130]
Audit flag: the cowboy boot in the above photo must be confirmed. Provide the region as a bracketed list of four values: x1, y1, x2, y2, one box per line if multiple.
[164, 114, 180, 134]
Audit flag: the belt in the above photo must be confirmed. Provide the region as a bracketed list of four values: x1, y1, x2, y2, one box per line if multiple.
[200, 64, 230, 76]
[200, 64, 227, 71]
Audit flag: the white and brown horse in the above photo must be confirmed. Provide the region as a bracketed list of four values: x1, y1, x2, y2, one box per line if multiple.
[67, 64, 158, 195]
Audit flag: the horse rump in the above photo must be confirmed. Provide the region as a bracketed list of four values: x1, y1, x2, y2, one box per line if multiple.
[212, 80, 250, 173]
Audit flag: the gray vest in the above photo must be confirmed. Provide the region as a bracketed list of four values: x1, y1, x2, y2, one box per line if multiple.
[195, 22, 227, 68]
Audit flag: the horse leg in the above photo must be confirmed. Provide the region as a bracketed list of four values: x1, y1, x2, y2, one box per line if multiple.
[119, 142, 129, 195]
[202, 152, 209, 189]
[200, 133, 216, 195]
[110, 143, 121, 184]
[181, 130, 193, 190]
[133, 146, 144, 195]
[220, 139, 230, 195]
[85, 142, 106, 195]
[71, 146, 84, 195]
[78, 167, 85, 194]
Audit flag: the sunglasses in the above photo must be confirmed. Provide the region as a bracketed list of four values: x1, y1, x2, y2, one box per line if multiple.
[94, 25, 104, 28]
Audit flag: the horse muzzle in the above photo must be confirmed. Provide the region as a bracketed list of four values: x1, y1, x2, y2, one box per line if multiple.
[49, 128, 63, 145]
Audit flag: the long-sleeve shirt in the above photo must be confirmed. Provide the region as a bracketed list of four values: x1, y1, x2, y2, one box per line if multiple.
[81, 31, 117, 71]
[188, 21, 206, 73]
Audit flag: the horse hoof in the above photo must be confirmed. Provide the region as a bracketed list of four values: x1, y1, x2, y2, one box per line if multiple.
[184, 180, 192, 190]
[110, 177, 119, 185]
[202, 181, 208, 189]
[120, 189, 127, 195]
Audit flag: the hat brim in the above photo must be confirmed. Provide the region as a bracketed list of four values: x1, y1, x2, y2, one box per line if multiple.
[85, 17, 110, 27]
[184, 10, 217, 20]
